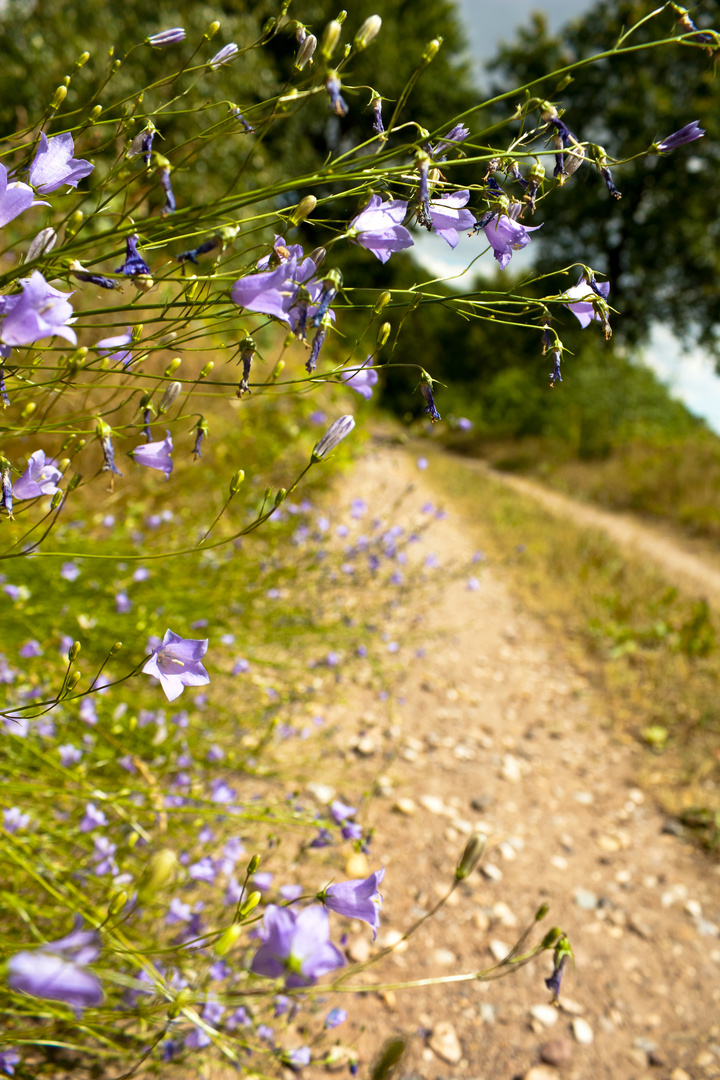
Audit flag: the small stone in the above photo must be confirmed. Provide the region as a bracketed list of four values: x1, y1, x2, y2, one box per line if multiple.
[379, 989, 397, 1009]
[695, 1051, 716, 1068]
[428, 1021, 462, 1065]
[355, 736, 376, 756]
[345, 852, 369, 878]
[558, 998, 584, 1016]
[572, 1017, 594, 1045]
[551, 855, 568, 870]
[481, 863, 503, 883]
[597, 834, 621, 853]
[433, 948, 457, 966]
[573, 791, 593, 805]
[489, 939, 509, 961]
[574, 888, 598, 911]
[530, 1004, 559, 1028]
[500, 754, 521, 783]
[379, 928, 407, 953]
[346, 937, 370, 963]
[393, 797, 416, 816]
[473, 910, 491, 932]
[307, 781, 335, 804]
[670, 1070, 692, 1080]
[499, 841, 517, 861]
[540, 1037, 573, 1067]
[492, 901, 518, 928]
[419, 794, 446, 815]
[524, 1068, 559, 1080]
[471, 795, 493, 812]
[479, 1002, 496, 1024]
[401, 747, 419, 762]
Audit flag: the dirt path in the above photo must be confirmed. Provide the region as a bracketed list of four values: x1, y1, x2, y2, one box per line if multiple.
[319, 445, 720, 1080]
[451, 454, 720, 608]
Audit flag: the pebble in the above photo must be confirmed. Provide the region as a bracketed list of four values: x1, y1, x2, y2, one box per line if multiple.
[306, 782, 334, 804]
[346, 937, 370, 963]
[492, 901, 518, 928]
[540, 1037, 573, 1067]
[499, 841, 517, 861]
[524, 1067, 559, 1080]
[670, 1070, 692, 1080]
[574, 888, 598, 911]
[489, 939, 510, 961]
[419, 794, 447, 816]
[573, 791, 594, 805]
[500, 754, 521, 782]
[481, 863, 503, 883]
[479, 1002, 496, 1024]
[355, 736, 376, 756]
[379, 928, 407, 953]
[529, 1004, 559, 1028]
[572, 1017, 594, 1045]
[345, 852, 369, 878]
[433, 948, 457, 966]
[551, 855, 568, 870]
[428, 1021, 462, 1065]
[392, 798, 416, 816]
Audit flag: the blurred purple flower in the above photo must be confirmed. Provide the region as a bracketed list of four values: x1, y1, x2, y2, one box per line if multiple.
[342, 356, 379, 400]
[483, 211, 541, 270]
[232, 657, 250, 674]
[143, 629, 209, 702]
[656, 121, 705, 152]
[80, 802, 107, 832]
[0, 163, 47, 228]
[19, 639, 42, 658]
[95, 327, 133, 367]
[325, 1007, 347, 1029]
[330, 800, 356, 823]
[0, 1049, 20, 1076]
[166, 898, 192, 925]
[61, 562, 80, 581]
[58, 744, 82, 766]
[80, 698, 97, 725]
[456, 417, 473, 431]
[13, 450, 62, 501]
[29, 133, 94, 194]
[7, 917, 103, 1009]
[341, 822, 363, 840]
[562, 275, 611, 328]
[280, 883, 304, 901]
[0, 272, 76, 346]
[320, 868, 385, 938]
[115, 592, 132, 614]
[350, 196, 413, 264]
[428, 190, 475, 248]
[285, 1047, 311, 1069]
[133, 430, 173, 479]
[3, 807, 30, 833]
[251, 905, 345, 987]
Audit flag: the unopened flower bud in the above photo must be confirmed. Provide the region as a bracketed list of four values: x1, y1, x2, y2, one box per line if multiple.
[199, 362, 214, 378]
[109, 641, 123, 655]
[65, 210, 84, 240]
[354, 15, 382, 50]
[137, 849, 177, 902]
[247, 854, 261, 874]
[229, 469, 245, 495]
[206, 20, 220, 39]
[51, 85, 67, 109]
[295, 33, 317, 69]
[107, 889, 128, 916]
[68, 641, 81, 662]
[274, 487, 287, 506]
[66, 671, 81, 691]
[541, 926, 564, 949]
[215, 923, 243, 955]
[535, 902, 550, 921]
[168, 987, 193, 1019]
[50, 491, 63, 511]
[312, 415, 355, 462]
[21, 402, 36, 419]
[240, 890, 262, 916]
[159, 381, 182, 414]
[292, 194, 317, 224]
[377, 321, 391, 347]
[272, 360, 285, 379]
[90, 106, 102, 123]
[262, 16, 276, 35]
[309, 246, 327, 269]
[164, 358, 181, 377]
[321, 19, 342, 58]
[371, 1037, 407, 1080]
[374, 290, 391, 313]
[455, 832, 487, 880]
[67, 473, 82, 491]
[76, 51, 90, 68]
[422, 38, 442, 63]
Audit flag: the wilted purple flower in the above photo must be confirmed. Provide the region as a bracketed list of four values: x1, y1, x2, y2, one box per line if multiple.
[545, 952, 568, 1003]
[19, 639, 42, 658]
[116, 235, 151, 277]
[421, 382, 441, 423]
[312, 415, 355, 461]
[209, 43, 239, 69]
[0, 164, 46, 228]
[128, 128, 155, 165]
[80, 802, 107, 832]
[28, 133, 94, 194]
[562, 275, 610, 329]
[159, 168, 175, 214]
[3, 807, 31, 833]
[656, 121, 705, 152]
[372, 95, 384, 134]
[8, 917, 103, 1009]
[350, 196, 413, 264]
[432, 124, 470, 160]
[325, 1007, 347, 1029]
[0, 272, 76, 346]
[133, 431, 173, 479]
[306, 323, 327, 374]
[325, 72, 348, 116]
[427, 190, 476, 249]
[483, 211, 542, 270]
[320, 867, 385, 938]
[342, 357, 379, 400]
[148, 28, 186, 46]
[13, 450, 62, 501]
[0, 1049, 20, 1075]
[58, 744, 82, 766]
[143, 629, 210, 702]
[251, 905, 345, 987]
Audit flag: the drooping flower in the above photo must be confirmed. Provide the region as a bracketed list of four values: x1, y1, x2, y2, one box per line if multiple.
[147, 28, 186, 46]
[349, 196, 413, 264]
[231, 258, 299, 322]
[251, 904, 345, 987]
[13, 450, 62, 501]
[28, 133, 94, 194]
[341, 356, 379, 401]
[0, 164, 47, 228]
[176, 237, 222, 265]
[7, 916, 103, 1009]
[325, 72, 348, 117]
[562, 275, 610, 329]
[420, 381, 441, 423]
[143, 629, 210, 702]
[0, 272, 76, 346]
[209, 43, 239, 69]
[319, 867, 385, 938]
[371, 94, 384, 135]
[116, 235, 151, 277]
[132, 431, 173, 479]
[69, 261, 117, 289]
[159, 168, 176, 215]
[312, 416, 355, 461]
[432, 124, 470, 160]
[95, 328, 134, 367]
[482, 209, 542, 270]
[427, 190, 476, 249]
[656, 121, 705, 152]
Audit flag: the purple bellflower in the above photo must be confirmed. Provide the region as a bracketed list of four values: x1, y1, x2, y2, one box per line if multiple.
[342, 357, 379, 400]
[143, 629, 210, 702]
[320, 867, 385, 938]
[231, 237, 325, 327]
[325, 1007, 347, 1029]
[209, 43, 239, 69]
[371, 94, 384, 134]
[325, 72, 348, 117]
[116, 235, 151, 277]
[13, 450, 62, 500]
[483, 208, 542, 270]
[312, 415, 355, 461]
[133, 430, 173, 479]
[656, 121, 705, 152]
[8, 916, 103, 1009]
[350, 196, 414, 264]
[28, 133, 94, 194]
[159, 168, 175, 214]
[0, 272, 76, 346]
[432, 124, 470, 160]
[562, 275, 610, 329]
[176, 236, 221, 265]
[427, 190, 476, 249]
[0, 164, 47, 228]
[148, 28, 186, 46]
[251, 904, 345, 988]
[330, 800, 356, 823]
[0, 1049, 20, 1075]
[95, 328, 134, 367]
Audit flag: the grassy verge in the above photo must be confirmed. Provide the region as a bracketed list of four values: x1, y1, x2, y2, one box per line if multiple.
[427, 449, 720, 848]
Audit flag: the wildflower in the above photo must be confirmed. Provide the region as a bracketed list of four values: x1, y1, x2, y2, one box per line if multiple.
[545, 945, 570, 1003]
[0, 272, 76, 346]
[562, 275, 610, 329]
[284, 1048, 311, 1069]
[1, 464, 12, 517]
[325, 1008, 347, 1029]
[349, 196, 413, 264]
[231, 259, 299, 322]
[311, 269, 342, 328]
[427, 190, 476, 249]
[0, 164, 47, 228]
[97, 422, 122, 478]
[295, 33, 317, 69]
[420, 381, 441, 423]
[330, 800, 356, 822]
[95, 327, 133, 366]
[325, 72, 348, 116]
[115, 592, 132, 614]
[416, 154, 432, 228]
[8, 916, 103, 1008]
[132, 431, 173, 479]
[483, 209, 542, 270]
[159, 167, 176, 214]
[549, 347, 562, 386]
[80, 802, 107, 832]
[319, 867, 385, 938]
[69, 261, 117, 289]
[306, 323, 327, 374]
[58, 744, 82, 766]
[19, 639, 42, 658]
[117, 234, 151, 277]
[371, 94, 384, 135]
[0, 1049, 20, 1076]
[312, 416, 355, 461]
[176, 236, 221, 264]
[251, 904, 345, 987]
[432, 123, 470, 160]
[209, 43, 239, 68]
[143, 629, 210, 702]
[28, 133, 94, 194]
[13, 450, 62, 502]
[148, 28, 186, 46]
[656, 121, 705, 152]
[128, 127, 155, 165]
[189, 857, 216, 883]
[3, 807, 31, 833]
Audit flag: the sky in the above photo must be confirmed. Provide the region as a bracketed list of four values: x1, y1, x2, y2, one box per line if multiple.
[411, 0, 720, 433]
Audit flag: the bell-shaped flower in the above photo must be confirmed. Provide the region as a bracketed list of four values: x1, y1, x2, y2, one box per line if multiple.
[133, 431, 173, 479]
[143, 629, 209, 702]
[231, 257, 299, 322]
[251, 905, 345, 988]
[427, 190, 476, 249]
[562, 275, 610, 328]
[656, 121, 705, 152]
[95, 327, 134, 366]
[349, 196, 414, 264]
[28, 133, 94, 194]
[319, 867, 385, 938]
[0, 271, 76, 346]
[13, 450, 62, 501]
[0, 164, 47, 228]
[7, 916, 103, 1009]
[209, 43, 239, 69]
[483, 209, 542, 270]
[342, 357, 378, 400]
